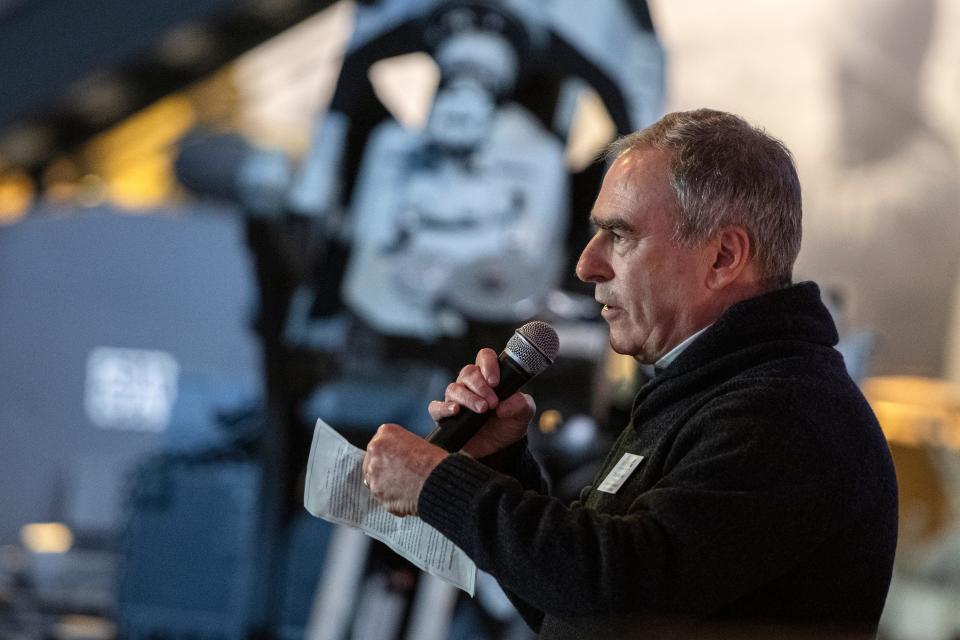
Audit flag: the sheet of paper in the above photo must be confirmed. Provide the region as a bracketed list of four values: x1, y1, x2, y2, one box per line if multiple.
[304, 418, 477, 596]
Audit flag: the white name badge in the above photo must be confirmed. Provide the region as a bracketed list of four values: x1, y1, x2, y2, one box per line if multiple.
[597, 453, 644, 494]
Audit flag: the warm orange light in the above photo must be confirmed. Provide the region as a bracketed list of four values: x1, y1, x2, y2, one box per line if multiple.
[84, 94, 197, 210]
[369, 52, 440, 130]
[0, 170, 34, 222]
[539, 409, 564, 434]
[862, 376, 960, 449]
[53, 615, 115, 640]
[605, 352, 637, 386]
[566, 87, 617, 172]
[21, 522, 74, 553]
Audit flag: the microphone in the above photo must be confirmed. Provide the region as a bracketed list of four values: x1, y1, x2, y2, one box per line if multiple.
[426, 321, 560, 452]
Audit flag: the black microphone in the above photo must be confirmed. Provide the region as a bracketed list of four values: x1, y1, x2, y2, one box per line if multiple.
[426, 321, 560, 452]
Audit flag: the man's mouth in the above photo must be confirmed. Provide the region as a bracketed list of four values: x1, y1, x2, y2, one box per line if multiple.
[598, 301, 619, 315]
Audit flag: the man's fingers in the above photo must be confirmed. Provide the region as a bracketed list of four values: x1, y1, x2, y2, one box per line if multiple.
[445, 381, 493, 414]
[495, 392, 536, 420]
[428, 399, 460, 421]
[429, 348, 505, 422]
[476, 348, 500, 386]
[458, 364, 498, 409]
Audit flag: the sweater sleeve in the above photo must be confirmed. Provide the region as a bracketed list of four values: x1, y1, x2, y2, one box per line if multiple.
[417, 384, 844, 619]
[476, 436, 549, 494]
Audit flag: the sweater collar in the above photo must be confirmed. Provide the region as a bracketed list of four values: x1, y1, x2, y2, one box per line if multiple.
[657, 281, 838, 380]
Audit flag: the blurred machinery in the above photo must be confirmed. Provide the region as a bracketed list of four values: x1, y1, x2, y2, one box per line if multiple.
[283, 0, 663, 340]
[0, 1, 665, 638]
[117, 406, 336, 640]
[155, 1, 666, 639]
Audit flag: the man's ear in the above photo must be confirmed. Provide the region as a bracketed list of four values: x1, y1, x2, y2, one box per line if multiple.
[706, 226, 751, 290]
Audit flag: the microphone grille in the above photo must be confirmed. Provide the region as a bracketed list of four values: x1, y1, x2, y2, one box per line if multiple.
[507, 321, 559, 375]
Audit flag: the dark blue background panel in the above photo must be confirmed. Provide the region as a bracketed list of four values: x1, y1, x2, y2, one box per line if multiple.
[0, 206, 261, 544]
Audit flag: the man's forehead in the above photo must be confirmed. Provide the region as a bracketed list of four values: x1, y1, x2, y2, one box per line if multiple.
[590, 148, 676, 230]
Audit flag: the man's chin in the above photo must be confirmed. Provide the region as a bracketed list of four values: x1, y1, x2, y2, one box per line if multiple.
[607, 331, 654, 362]
[606, 335, 634, 357]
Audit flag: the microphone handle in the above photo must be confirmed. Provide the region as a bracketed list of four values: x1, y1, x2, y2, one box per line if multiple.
[426, 351, 532, 452]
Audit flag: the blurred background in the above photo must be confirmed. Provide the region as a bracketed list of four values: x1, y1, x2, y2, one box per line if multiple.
[1, 0, 959, 638]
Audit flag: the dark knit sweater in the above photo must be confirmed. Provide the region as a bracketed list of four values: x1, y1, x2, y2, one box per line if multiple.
[418, 282, 898, 639]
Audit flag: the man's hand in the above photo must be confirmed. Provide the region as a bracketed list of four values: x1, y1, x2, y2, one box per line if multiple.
[362, 424, 448, 517]
[427, 348, 537, 459]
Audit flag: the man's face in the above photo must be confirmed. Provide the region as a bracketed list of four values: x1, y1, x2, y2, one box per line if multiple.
[576, 149, 714, 363]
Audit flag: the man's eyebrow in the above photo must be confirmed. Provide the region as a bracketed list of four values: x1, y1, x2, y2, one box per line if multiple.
[589, 215, 635, 233]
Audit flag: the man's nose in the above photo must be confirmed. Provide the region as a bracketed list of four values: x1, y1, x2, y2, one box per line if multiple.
[575, 233, 613, 283]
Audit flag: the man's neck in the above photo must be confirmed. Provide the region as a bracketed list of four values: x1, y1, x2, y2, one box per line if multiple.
[642, 280, 771, 371]
[637, 324, 712, 377]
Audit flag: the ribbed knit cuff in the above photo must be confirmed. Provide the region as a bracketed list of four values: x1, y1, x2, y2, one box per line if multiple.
[418, 453, 499, 545]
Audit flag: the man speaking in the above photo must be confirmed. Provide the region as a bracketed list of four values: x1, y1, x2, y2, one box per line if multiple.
[361, 109, 898, 638]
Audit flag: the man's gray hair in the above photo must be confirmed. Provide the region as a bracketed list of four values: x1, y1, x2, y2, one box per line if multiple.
[607, 109, 802, 288]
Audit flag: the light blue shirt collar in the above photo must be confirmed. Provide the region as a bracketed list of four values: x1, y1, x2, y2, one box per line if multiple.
[638, 324, 711, 378]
